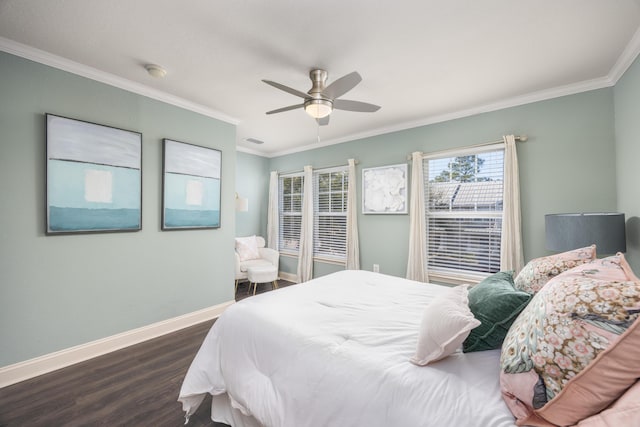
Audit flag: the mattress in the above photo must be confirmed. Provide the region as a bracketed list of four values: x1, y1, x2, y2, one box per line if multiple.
[179, 269, 518, 427]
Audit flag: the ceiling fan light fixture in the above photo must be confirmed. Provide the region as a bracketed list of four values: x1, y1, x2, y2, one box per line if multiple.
[304, 99, 332, 118]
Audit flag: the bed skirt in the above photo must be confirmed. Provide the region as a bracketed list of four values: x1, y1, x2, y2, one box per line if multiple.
[211, 393, 261, 427]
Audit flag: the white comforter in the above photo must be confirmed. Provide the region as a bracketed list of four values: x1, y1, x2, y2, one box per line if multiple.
[179, 270, 517, 427]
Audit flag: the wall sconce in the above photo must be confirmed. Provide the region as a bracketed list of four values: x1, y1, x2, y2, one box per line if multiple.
[235, 193, 249, 212]
[545, 212, 626, 255]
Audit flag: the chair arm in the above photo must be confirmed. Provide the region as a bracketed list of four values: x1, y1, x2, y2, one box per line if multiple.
[259, 247, 280, 268]
[234, 251, 242, 279]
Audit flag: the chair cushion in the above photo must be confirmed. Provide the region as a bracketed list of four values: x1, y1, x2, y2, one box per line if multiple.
[236, 236, 260, 261]
[247, 265, 278, 283]
[239, 259, 273, 272]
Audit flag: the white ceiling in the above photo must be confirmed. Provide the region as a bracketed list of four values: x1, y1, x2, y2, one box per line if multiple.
[1, 0, 640, 157]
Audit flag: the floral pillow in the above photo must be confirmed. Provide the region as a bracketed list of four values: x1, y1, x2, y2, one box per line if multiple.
[514, 245, 596, 295]
[235, 235, 260, 262]
[500, 254, 640, 427]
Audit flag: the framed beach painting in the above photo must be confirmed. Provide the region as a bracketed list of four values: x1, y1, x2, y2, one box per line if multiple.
[362, 163, 408, 214]
[46, 114, 142, 234]
[162, 139, 221, 230]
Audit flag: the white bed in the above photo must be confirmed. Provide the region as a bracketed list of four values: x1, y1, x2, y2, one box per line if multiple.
[179, 270, 518, 427]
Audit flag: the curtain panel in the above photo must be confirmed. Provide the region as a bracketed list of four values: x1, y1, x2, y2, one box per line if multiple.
[406, 151, 427, 282]
[297, 165, 314, 282]
[267, 171, 279, 250]
[346, 158, 360, 270]
[500, 135, 524, 274]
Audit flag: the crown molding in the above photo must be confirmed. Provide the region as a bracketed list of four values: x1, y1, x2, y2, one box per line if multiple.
[608, 26, 640, 84]
[0, 37, 239, 125]
[3, 32, 639, 159]
[267, 75, 615, 158]
[236, 145, 268, 157]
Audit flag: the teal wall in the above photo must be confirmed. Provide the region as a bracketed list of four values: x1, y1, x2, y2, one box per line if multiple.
[235, 151, 270, 238]
[614, 55, 640, 272]
[266, 89, 618, 278]
[0, 52, 237, 367]
[5, 44, 634, 367]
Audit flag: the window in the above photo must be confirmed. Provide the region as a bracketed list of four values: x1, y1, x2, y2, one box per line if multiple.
[278, 167, 349, 262]
[278, 173, 303, 254]
[313, 167, 348, 261]
[423, 146, 504, 281]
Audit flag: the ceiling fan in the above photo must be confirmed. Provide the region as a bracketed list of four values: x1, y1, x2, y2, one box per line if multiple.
[262, 69, 381, 125]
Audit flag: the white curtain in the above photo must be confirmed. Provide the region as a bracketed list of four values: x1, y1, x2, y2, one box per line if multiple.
[267, 171, 279, 250]
[406, 152, 428, 282]
[501, 135, 525, 274]
[346, 159, 360, 270]
[297, 165, 314, 282]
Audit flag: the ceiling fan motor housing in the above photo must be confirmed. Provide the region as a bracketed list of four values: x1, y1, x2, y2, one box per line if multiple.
[308, 69, 328, 96]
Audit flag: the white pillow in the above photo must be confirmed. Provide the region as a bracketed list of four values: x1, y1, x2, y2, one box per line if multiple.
[235, 236, 260, 262]
[410, 285, 480, 366]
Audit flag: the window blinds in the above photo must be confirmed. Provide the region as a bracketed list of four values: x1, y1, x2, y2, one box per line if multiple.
[313, 167, 348, 261]
[278, 167, 349, 261]
[423, 148, 505, 276]
[279, 173, 304, 253]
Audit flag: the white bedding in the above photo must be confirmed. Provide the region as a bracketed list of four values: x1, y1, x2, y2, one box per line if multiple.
[179, 270, 518, 427]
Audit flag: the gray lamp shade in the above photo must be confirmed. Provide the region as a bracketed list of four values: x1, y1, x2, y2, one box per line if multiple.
[545, 213, 626, 254]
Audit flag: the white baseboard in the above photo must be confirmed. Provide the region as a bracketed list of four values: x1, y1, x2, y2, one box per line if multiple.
[279, 271, 298, 283]
[0, 300, 235, 389]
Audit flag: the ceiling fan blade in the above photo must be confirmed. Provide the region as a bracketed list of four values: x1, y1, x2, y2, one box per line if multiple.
[333, 99, 381, 112]
[316, 115, 330, 126]
[262, 80, 309, 99]
[322, 71, 362, 99]
[266, 104, 304, 115]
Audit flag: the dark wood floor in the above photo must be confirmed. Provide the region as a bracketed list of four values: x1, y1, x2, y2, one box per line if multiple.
[0, 279, 295, 427]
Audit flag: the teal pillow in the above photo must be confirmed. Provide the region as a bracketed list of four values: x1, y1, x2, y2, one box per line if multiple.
[462, 271, 531, 353]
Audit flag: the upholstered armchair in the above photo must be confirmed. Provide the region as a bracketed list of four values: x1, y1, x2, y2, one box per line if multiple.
[235, 236, 279, 286]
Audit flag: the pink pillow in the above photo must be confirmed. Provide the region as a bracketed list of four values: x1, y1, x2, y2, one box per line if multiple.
[235, 236, 260, 262]
[500, 253, 640, 426]
[575, 380, 640, 426]
[514, 245, 596, 295]
[410, 285, 480, 366]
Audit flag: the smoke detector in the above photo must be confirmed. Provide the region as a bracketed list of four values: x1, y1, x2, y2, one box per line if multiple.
[144, 64, 167, 79]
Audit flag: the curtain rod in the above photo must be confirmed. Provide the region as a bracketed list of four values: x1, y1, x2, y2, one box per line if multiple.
[407, 134, 528, 161]
[278, 160, 359, 176]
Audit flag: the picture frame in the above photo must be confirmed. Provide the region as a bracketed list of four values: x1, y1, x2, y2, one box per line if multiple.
[362, 163, 408, 214]
[46, 113, 142, 234]
[162, 139, 221, 230]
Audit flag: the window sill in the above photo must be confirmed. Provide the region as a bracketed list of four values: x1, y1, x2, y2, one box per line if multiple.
[427, 271, 489, 286]
[313, 256, 346, 266]
[280, 252, 298, 258]
[278, 252, 346, 266]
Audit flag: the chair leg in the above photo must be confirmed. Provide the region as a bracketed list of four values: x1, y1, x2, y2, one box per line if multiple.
[273, 280, 278, 290]
[253, 282, 258, 296]
[235, 279, 239, 294]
